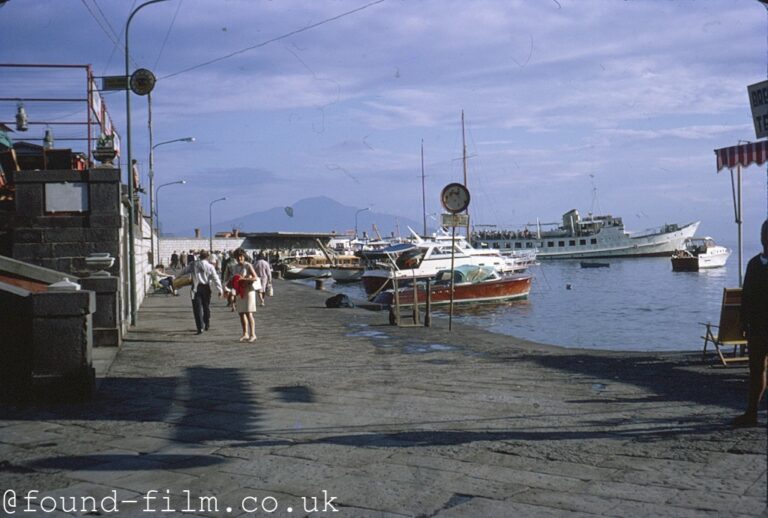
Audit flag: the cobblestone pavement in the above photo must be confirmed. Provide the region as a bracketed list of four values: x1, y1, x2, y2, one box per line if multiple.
[1, 279, 766, 517]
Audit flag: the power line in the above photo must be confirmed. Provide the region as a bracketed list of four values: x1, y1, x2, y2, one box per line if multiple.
[80, 0, 120, 47]
[154, 0, 184, 70]
[160, 0, 385, 81]
[92, 0, 122, 44]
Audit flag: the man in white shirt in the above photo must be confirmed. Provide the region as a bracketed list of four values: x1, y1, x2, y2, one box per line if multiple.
[180, 250, 226, 334]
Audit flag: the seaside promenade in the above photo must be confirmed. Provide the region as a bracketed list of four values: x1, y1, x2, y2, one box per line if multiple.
[1, 279, 766, 517]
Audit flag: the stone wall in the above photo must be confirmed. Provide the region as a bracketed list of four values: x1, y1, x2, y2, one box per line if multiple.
[12, 168, 121, 277]
[11, 167, 124, 345]
[0, 281, 95, 403]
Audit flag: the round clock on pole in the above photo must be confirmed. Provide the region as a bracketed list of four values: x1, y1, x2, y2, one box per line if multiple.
[440, 182, 470, 213]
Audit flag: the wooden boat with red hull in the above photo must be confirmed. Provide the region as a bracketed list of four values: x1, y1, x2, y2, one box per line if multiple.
[373, 265, 532, 307]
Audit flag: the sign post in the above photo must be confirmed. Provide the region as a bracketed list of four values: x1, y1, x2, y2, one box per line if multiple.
[748, 79, 768, 139]
[440, 183, 471, 331]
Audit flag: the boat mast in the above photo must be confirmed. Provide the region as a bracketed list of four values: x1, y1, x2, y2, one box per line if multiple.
[461, 110, 470, 237]
[421, 139, 427, 237]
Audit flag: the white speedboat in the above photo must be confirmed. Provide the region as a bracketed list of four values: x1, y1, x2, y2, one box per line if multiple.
[360, 230, 534, 295]
[472, 209, 699, 259]
[671, 237, 730, 271]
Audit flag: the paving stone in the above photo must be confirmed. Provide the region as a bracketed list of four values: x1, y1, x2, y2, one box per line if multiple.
[1, 280, 766, 517]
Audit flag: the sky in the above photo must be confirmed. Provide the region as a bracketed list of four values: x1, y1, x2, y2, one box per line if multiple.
[1, 0, 767, 248]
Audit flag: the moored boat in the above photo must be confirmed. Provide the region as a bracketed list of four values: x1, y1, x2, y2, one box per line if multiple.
[472, 209, 699, 259]
[361, 231, 534, 295]
[372, 265, 532, 307]
[671, 237, 730, 271]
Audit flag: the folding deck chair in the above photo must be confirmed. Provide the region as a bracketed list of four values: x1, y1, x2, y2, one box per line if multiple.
[701, 287, 748, 366]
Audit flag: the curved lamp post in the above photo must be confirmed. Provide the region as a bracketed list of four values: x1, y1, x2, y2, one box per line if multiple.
[149, 137, 194, 263]
[124, 0, 170, 325]
[760, 0, 768, 218]
[156, 180, 186, 246]
[354, 207, 370, 238]
[209, 197, 227, 253]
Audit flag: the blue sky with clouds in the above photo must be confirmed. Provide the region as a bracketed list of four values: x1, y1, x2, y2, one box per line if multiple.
[1, 0, 767, 246]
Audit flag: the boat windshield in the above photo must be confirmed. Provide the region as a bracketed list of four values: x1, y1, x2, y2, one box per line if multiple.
[395, 249, 425, 270]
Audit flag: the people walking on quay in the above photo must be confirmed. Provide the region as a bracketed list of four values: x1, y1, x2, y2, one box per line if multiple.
[180, 250, 225, 335]
[170, 250, 179, 269]
[254, 252, 273, 306]
[734, 219, 768, 427]
[227, 247, 260, 342]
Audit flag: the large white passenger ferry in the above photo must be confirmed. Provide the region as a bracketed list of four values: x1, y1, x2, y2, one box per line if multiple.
[471, 209, 699, 259]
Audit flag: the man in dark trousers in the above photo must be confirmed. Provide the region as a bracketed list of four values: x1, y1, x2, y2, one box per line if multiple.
[734, 219, 768, 427]
[180, 250, 226, 335]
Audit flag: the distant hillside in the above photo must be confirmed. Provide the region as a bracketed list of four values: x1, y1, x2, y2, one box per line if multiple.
[214, 196, 422, 238]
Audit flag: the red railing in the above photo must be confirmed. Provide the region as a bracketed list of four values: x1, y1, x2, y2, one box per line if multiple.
[0, 63, 121, 166]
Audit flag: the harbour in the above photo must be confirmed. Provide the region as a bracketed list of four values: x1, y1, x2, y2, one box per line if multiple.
[327, 237, 755, 353]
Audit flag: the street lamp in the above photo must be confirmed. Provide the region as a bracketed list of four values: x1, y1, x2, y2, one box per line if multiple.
[209, 197, 227, 253]
[124, 0, 170, 325]
[155, 180, 186, 242]
[354, 207, 370, 238]
[149, 136, 194, 264]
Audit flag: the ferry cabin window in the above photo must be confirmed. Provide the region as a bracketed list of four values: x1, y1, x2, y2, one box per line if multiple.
[515, 242, 522, 249]
[579, 239, 586, 245]
[558, 241, 565, 247]
[590, 238, 597, 244]
[505, 243, 511, 249]
[493, 243, 500, 248]
[569, 240, 576, 246]
[548, 241, 554, 247]
[526, 242, 533, 248]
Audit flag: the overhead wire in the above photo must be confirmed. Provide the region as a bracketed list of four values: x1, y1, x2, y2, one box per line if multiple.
[153, 0, 184, 70]
[160, 0, 386, 81]
[80, 0, 120, 47]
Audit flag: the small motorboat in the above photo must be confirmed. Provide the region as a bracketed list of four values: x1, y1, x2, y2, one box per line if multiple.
[372, 265, 532, 307]
[671, 237, 730, 271]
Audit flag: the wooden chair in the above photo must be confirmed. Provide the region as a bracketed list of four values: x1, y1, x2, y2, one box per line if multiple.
[701, 288, 748, 366]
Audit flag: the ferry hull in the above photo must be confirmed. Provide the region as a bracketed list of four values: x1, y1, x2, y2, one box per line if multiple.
[475, 221, 699, 260]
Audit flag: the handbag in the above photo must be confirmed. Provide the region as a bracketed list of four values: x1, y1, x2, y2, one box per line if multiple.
[267, 284, 274, 297]
[172, 275, 192, 289]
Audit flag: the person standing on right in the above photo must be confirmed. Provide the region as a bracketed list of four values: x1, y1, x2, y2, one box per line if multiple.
[254, 252, 273, 307]
[734, 219, 768, 427]
[228, 248, 260, 342]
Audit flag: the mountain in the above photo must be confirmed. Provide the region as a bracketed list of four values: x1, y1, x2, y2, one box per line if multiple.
[214, 196, 423, 238]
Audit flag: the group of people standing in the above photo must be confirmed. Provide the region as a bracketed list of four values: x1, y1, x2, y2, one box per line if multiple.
[170, 248, 273, 342]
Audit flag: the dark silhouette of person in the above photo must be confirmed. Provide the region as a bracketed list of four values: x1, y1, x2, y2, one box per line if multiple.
[734, 219, 768, 427]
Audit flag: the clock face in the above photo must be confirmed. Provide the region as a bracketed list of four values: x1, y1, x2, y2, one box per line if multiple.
[441, 182, 470, 213]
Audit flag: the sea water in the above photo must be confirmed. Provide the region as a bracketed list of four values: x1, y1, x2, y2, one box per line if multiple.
[326, 241, 758, 352]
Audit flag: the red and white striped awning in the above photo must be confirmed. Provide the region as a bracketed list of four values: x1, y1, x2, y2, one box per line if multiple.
[714, 140, 768, 171]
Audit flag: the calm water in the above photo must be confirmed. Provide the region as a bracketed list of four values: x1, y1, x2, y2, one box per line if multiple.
[325, 254, 749, 352]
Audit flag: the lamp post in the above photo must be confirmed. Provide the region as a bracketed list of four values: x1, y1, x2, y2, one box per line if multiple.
[155, 180, 185, 246]
[760, 0, 768, 218]
[149, 136, 194, 264]
[124, 0, 170, 325]
[354, 207, 370, 238]
[209, 197, 227, 253]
